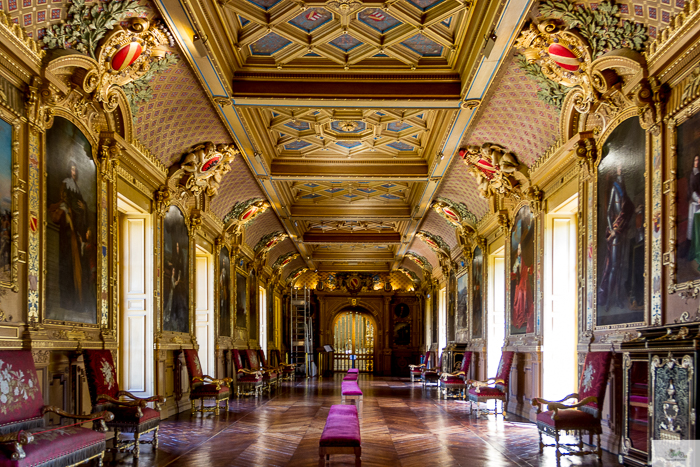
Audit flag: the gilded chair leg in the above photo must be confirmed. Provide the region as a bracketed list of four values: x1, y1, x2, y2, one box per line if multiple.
[596, 432, 602, 462]
[133, 432, 140, 459]
[502, 400, 508, 420]
[537, 429, 544, 453]
[153, 426, 159, 449]
[191, 400, 196, 413]
[97, 451, 104, 467]
[214, 399, 220, 416]
[114, 428, 121, 450]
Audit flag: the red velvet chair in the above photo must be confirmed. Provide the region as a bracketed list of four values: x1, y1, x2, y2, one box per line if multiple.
[256, 349, 280, 391]
[0, 350, 113, 466]
[83, 349, 165, 458]
[232, 349, 263, 397]
[270, 349, 296, 381]
[439, 351, 473, 399]
[466, 350, 515, 418]
[532, 352, 612, 465]
[182, 349, 231, 415]
[422, 352, 443, 387]
[409, 351, 430, 383]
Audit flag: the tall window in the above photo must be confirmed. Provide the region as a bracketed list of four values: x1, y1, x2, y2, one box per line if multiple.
[488, 247, 505, 378]
[543, 196, 578, 400]
[259, 286, 267, 356]
[438, 287, 447, 353]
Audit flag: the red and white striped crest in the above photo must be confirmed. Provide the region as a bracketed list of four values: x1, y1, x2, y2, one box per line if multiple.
[547, 43, 579, 72]
[306, 10, 322, 21]
[111, 42, 142, 72]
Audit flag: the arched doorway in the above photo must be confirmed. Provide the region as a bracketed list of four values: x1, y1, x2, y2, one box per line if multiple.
[333, 307, 375, 372]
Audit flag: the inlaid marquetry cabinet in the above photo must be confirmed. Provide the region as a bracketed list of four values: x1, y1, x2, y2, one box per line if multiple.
[620, 324, 699, 466]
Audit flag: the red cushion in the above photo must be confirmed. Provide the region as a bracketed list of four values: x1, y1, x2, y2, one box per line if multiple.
[537, 409, 599, 430]
[237, 374, 262, 383]
[83, 349, 120, 404]
[495, 351, 515, 388]
[191, 384, 230, 397]
[232, 350, 246, 371]
[183, 349, 204, 380]
[410, 369, 423, 375]
[0, 426, 105, 467]
[0, 351, 44, 425]
[263, 372, 278, 380]
[111, 406, 160, 424]
[441, 376, 464, 385]
[460, 352, 473, 373]
[347, 369, 359, 374]
[320, 405, 360, 447]
[341, 382, 362, 396]
[343, 374, 358, 381]
[468, 387, 505, 397]
[578, 352, 612, 412]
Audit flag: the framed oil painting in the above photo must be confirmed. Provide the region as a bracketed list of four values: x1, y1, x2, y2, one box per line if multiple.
[45, 117, 98, 324]
[393, 322, 410, 346]
[471, 246, 484, 339]
[596, 117, 646, 327]
[456, 271, 468, 334]
[674, 110, 700, 286]
[163, 205, 189, 333]
[236, 270, 247, 330]
[219, 246, 231, 337]
[0, 113, 18, 291]
[510, 205, 535, 335]
[249, 270, 258, 338]
[448, 269, 456, 341]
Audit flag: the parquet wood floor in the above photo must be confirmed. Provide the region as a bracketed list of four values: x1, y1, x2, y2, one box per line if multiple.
[103, 375, 619, 466]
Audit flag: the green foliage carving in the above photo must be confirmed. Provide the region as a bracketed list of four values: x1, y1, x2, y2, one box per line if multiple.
[42, 0, 146, 58]
[518, 0, 648, 109]
[538, 0, 647, 57]
[121, 53, 179, 116]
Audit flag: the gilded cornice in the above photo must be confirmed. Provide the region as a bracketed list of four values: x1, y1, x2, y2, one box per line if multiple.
[110, 134, 168, 191]
[646, 0, 700, 73]
[530, 132, 594, 191]
[0, 11, 45, 68]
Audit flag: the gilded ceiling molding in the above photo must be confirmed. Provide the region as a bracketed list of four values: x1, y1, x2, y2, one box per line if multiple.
[397, 267, 420, 287]
[254, 231, 289, 263]
[271, 252, 300, 271]
[516, 0, 647, 110]
[459, 143, 541, 213]
[287, 267, 308, 286]
[646, 0, 700, 70]
[416, 230, 453, 276]
[0, 11, 45, 65]
[223, 197, 270, 235]
[405, 252, 433, 273]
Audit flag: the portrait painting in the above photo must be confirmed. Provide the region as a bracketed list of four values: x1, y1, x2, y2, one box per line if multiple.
[236, 271, 247, 329]
[675, 110, 700, 284]
[45, 117, 97, 324]
[394, 303, 409, 319]
[456, 272, 468, 333]
[219, 246, 231, 337]
[0, 118, 12, 285]
[510, 205, 535, 335]
[249, 270, 258, 337]
[393, 322, 411, 346]
[448, 269, 456, 341]
[596, 116, 646, 326]
[163, 206, 189, 333]
[471, 246, 484, 339]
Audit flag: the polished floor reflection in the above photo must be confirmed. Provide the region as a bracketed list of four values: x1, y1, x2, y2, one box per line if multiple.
[104, 375, 617, 466]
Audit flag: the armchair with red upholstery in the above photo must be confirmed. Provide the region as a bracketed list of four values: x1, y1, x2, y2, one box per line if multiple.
[408, 351, 430, 383]
[257, 349, 280, 390]
[439, 351, 473, 399]
[182, 349, 231, 415]
[83, 349, 165, 458]
[532, 352, 612, 466]
[270, 349, 296, 381]
[232, 349, 263, 397]
[422, 352, 443, 387]
[0, 350, 114, 467]
[466, 350, 515, 418]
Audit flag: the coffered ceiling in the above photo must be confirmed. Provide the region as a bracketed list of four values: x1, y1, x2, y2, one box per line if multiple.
[154, 0, 538, 273]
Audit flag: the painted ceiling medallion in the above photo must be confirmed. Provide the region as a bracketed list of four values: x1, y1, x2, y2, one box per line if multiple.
[254, 231, 288, 256]
[272, 252, 300, 270]
[287, 267, 308, 284]
[515, 20, 594, 113]
[223, 197, 270, 230]
[416, 230, 450, 257]
[405, 252, 432, 272]
[460, 143, 531, 203]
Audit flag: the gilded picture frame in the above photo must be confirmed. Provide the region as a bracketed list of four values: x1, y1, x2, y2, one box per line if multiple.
[590, 110, 650, 330]
[215, 241, 233, 338]
[161, 203, 193, 336]
[666, 98, 700, 296]
[235, 267, 249, 332]
[470, 241, 487, 341]
[0, 102, 20, 292]
[455, 268, 469, 341]
[42, 113, 102, 327]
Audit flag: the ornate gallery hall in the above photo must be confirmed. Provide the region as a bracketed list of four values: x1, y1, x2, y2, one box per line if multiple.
[0, 0, 699, 465]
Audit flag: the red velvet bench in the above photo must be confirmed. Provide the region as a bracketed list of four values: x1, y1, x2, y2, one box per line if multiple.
[343, 373, 358, 381]
[341, 381, 363, 417]
[319, 405, 361, 467]
[347, 368, 359, 374]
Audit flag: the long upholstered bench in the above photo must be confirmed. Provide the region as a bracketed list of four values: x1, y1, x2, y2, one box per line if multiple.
[347, 368, 359, 374]
[343, 373, 358, 381]
[319, 404, 361, 467]
[340, 381, 363, 417]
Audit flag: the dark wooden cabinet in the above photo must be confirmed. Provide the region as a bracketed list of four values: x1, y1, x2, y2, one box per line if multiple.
[620, 324, 699, 466]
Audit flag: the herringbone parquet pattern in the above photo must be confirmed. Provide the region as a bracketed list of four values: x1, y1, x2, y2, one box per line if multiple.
[103, 375, 618, 466]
